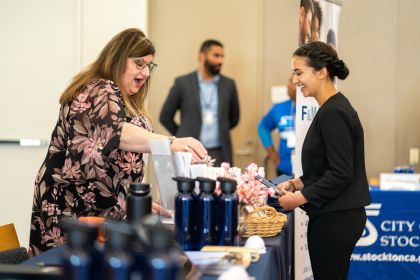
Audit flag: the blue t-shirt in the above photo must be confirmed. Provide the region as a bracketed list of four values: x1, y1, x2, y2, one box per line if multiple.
[258, 99, 295, 175]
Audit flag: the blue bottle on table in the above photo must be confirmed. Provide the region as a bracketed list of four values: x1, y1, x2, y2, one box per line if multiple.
[174, 176, 196, 251]
[147, 224, 182, 280]
[196, 177, 217, 248]
[217, 177, 239, 246]
[103, 222, 133, 280]
[61, 219, 98, 280]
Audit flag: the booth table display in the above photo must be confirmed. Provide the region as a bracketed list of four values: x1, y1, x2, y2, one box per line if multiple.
[20, 211, 294, 280]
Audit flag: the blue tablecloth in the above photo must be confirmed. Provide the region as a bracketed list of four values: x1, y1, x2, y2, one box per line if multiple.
[349, 189, 420, 280]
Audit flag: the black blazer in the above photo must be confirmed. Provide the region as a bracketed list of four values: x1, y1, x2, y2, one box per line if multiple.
[159, 71, 240, 164]
[300, 93, 371, 218]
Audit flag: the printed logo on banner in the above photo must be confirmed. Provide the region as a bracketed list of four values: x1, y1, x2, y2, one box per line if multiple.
[301, 105, 318, 121]
[350, 192, 420, 280]
[357, 203, 381, 246]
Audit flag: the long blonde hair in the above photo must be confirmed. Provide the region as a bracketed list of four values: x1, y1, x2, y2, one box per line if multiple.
[59, 28, 155, 117]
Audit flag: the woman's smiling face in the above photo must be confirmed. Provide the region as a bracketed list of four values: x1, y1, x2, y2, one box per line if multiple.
[122, 54, 154, 96]
[292, 55, 321, 98]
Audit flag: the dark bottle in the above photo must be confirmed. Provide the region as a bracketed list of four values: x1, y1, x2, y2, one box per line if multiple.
[104, 222, 133, 280]
[196, 177, 216, 248]
[217, 177, 239, 246]
[130, 223, 149, 280]
[173, 176, 196, 251]
[61, 219, 98, 280]
[127, 183, 152, 224]
[147, 224, 181, 280]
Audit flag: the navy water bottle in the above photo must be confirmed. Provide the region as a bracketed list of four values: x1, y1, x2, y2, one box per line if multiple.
[174, 177, 196, 251]
[217, 177, 239, 246]
[147, 224, 181, 280]
[61, 219, 97, 280]
[127, 183, 152, 224]
[104, 222, 133, 280]
[196, 177, 216, 248]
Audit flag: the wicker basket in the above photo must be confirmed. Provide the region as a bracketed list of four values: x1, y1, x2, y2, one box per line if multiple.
[241, 205, 287, 237]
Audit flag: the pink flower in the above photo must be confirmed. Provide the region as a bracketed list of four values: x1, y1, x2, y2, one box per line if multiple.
[266, 188, 276, 197]
[62, 159, 81, 180]
[77, 126, 114, 166]
[118, 152, 142, 174]
[43, 202, 56, 216]
[245, 163, 258, 174]
[83, 192, 96, 203]
[117, 193, 126, 212]
[44, 227, 65, 247]
[76, 185, 85, 193]
[84, 132, 106, 163]
[87, 182, 96, 191]
[72, 92, 91, 113]
[221, 162, 230, 170]
[110, 193, 127, 219]
[215, 163, 269, 207]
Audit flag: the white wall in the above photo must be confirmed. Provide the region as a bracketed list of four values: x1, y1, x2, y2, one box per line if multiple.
[0, 0, 148, 248]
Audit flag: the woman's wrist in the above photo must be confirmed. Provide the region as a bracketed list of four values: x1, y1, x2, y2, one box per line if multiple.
[294, 178, 304, 190]
[167, 136, 176, 144]
[295, 191, 308, 205]
[167, 136, 176, 149]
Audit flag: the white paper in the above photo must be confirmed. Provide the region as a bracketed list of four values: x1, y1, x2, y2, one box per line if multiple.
[149, 139, 177, 210]
[173, 152, 193, 177]
[380, 173, 420, 191]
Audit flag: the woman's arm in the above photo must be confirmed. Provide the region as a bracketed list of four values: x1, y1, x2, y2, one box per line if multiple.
[120, 122, 207, 161]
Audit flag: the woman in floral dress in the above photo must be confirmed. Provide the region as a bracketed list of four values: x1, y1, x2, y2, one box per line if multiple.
[29, 28, 207, 256]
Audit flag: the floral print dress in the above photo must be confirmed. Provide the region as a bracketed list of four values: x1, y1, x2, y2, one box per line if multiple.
[29, 79, 152, 256]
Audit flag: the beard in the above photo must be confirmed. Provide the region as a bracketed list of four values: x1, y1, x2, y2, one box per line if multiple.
[204, 59, 222, 76]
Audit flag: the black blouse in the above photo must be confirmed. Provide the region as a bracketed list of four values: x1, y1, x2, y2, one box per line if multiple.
[300, 92, 371, 218]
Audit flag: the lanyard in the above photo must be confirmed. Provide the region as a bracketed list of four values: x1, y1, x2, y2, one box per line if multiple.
[201, 86, 213, 108]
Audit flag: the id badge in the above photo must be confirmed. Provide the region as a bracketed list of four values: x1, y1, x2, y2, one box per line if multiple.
[203, 110, 214, 125]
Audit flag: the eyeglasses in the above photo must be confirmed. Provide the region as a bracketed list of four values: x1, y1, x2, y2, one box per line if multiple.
[131, 57, 158, 75]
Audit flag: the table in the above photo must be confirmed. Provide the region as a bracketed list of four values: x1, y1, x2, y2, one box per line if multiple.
[22, 212, 293, 280]
[201, 209, 294, 280]
[349, 189, 420, 280]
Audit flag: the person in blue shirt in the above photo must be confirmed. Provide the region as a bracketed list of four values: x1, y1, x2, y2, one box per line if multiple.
[258, 75, 296, 175]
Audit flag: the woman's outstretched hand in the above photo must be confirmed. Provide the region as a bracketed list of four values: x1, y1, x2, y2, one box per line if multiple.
[170, 137, 208, 162]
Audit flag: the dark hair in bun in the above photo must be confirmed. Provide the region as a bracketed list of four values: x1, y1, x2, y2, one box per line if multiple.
[293, 41, 349, 80]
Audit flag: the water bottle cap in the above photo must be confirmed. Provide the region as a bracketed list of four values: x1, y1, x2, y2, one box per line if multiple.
[196, 177, 216, 193]
[173, 177, 195, 193]
[60, 218, 97, 248]
[106, 221, 133, 250]
[148, 224, 174, 251]
[217, 177, 237, 193]
[129, 183, 150, 195]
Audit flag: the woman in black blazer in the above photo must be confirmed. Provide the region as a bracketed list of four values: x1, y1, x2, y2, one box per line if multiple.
[277, 41, 371, 279]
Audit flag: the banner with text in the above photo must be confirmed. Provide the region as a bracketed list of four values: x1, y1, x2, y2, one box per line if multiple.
[349, 190, 420, 280]
[294, 1, 342, 279]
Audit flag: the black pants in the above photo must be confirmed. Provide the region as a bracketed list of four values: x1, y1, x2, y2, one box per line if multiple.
[307, 208, 366, 280]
